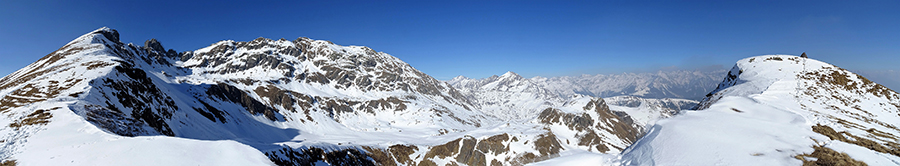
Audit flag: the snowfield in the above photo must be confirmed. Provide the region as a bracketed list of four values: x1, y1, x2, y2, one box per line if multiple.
[1, 27, 898, 166]
[0, 27, 649, 166]
[622, 55, 900, 165]
[19, 106, 272, 166]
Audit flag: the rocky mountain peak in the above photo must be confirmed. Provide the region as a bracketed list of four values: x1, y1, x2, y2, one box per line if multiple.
[500, 71, 521, 79]
[1, 27, 650, 166]
[450, 75, 468, 82]
[91, 27, 120, 43]
[144, 38, 165, 52]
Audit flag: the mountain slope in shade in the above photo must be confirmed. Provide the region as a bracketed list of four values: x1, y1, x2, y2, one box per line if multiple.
[0, 28, 275, 165]
[0, 28, 643, 166]
[622, 55, 900, 165]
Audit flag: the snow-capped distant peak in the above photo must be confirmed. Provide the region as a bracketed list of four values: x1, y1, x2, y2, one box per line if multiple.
[447, 75, 470, 83]
[500, 71, 521, 79]
[451, 75, 468, 80]
[0, 27, 655, 166]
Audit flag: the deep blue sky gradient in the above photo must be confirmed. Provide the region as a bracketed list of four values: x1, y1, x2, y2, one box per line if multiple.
[2, 1, 899, 80]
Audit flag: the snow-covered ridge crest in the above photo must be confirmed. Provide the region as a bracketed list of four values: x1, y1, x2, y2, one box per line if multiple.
[0, 27, 489, 165]
[624, 54, 900, 165]
[1, 27, 650, 166]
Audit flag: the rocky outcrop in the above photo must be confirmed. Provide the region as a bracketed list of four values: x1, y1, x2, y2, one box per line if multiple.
[206, 83, 279, 121]
[538, 98, 642, 152]
[266, 147, 375, 166]
[0, 28, 650, 166]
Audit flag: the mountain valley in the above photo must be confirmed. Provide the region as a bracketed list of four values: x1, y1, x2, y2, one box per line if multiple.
[0, 28, 898, 166]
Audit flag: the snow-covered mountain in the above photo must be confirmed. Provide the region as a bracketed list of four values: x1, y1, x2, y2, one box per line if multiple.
[448, 71, 706, 121]
[531, 70, 726, 101]
[603, 96, 697, 128]
[622, 55, 900, 165]
[447, 72, 563, 120]
[0, 28, 646, 166]
[5, 28, 897, 166]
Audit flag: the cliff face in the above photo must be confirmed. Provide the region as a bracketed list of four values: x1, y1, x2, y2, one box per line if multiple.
[0, 28, 643, 166]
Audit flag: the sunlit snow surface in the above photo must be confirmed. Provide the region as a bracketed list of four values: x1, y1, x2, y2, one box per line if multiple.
[17, 105, 273, 166]
[4, 27, 898, 166]
[526, 150, 620, 166]
[0, 28, 648, 165]
[622, 55, 900, 165]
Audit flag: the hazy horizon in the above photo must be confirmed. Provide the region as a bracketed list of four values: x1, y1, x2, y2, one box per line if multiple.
[2, 1, 898, 86]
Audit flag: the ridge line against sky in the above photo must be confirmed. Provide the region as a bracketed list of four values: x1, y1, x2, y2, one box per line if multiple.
[1, 1, 898, 81]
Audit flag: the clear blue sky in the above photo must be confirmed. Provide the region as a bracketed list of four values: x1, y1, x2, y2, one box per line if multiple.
[2, 1, 898, 80]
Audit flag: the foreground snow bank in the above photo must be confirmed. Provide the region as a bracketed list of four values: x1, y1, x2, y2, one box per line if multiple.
[14, 106, 273, 166]
[526, 150, 619, 166]
[621, 96, 822, 165]
[621, 55, 900, 165]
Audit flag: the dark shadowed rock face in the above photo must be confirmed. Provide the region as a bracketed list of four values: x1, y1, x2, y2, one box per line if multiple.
[96, 28, 120, 43]
[0, 28, 656, 166]
[96, 62, 177, 136]
[206, 83, 279, 121]
[84, 105, 147, 136]
[266, 147, 376, 166]
[144, 39, 165, 53]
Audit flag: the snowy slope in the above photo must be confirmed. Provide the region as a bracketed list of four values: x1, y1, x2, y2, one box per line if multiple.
[16, 28, 895, 166]
[0, 28, 276, 165]
[0, 28, 651, 166]
[622, 55, 900, 165]
[448, 72, 563, 120]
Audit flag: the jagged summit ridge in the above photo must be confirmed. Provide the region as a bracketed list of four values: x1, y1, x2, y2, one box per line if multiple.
[0, 27, 648, 166]
[0, 27, 487, 164]
[89, 27, 120, 43]
[500, 71, 521, 78]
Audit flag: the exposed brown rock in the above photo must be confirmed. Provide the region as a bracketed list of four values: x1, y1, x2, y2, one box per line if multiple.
[8, 108, 54, 130]
[424, 138, 462, 159]
[207, 83, 279, 121]
[456, 136, 486, 166]
[0, 159, 15, 166]
[586, 98, 641, 144]
[812, 124, 900, 157]
[534, 132, 563, 156]
[577, 130, 610, 152]
[795, 145, 867, 166]
[490, 159, 502, 166]
[476, 133, 510, 155]
[388, 144, 418, 165]
[417, 159, 438, 166]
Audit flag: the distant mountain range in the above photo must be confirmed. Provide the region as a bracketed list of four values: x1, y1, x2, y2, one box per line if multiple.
[854, 70, 900, 93]
[0, 28, 645, 166]
[1, 28, 898, 166]
[531, 70, 726, 101]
